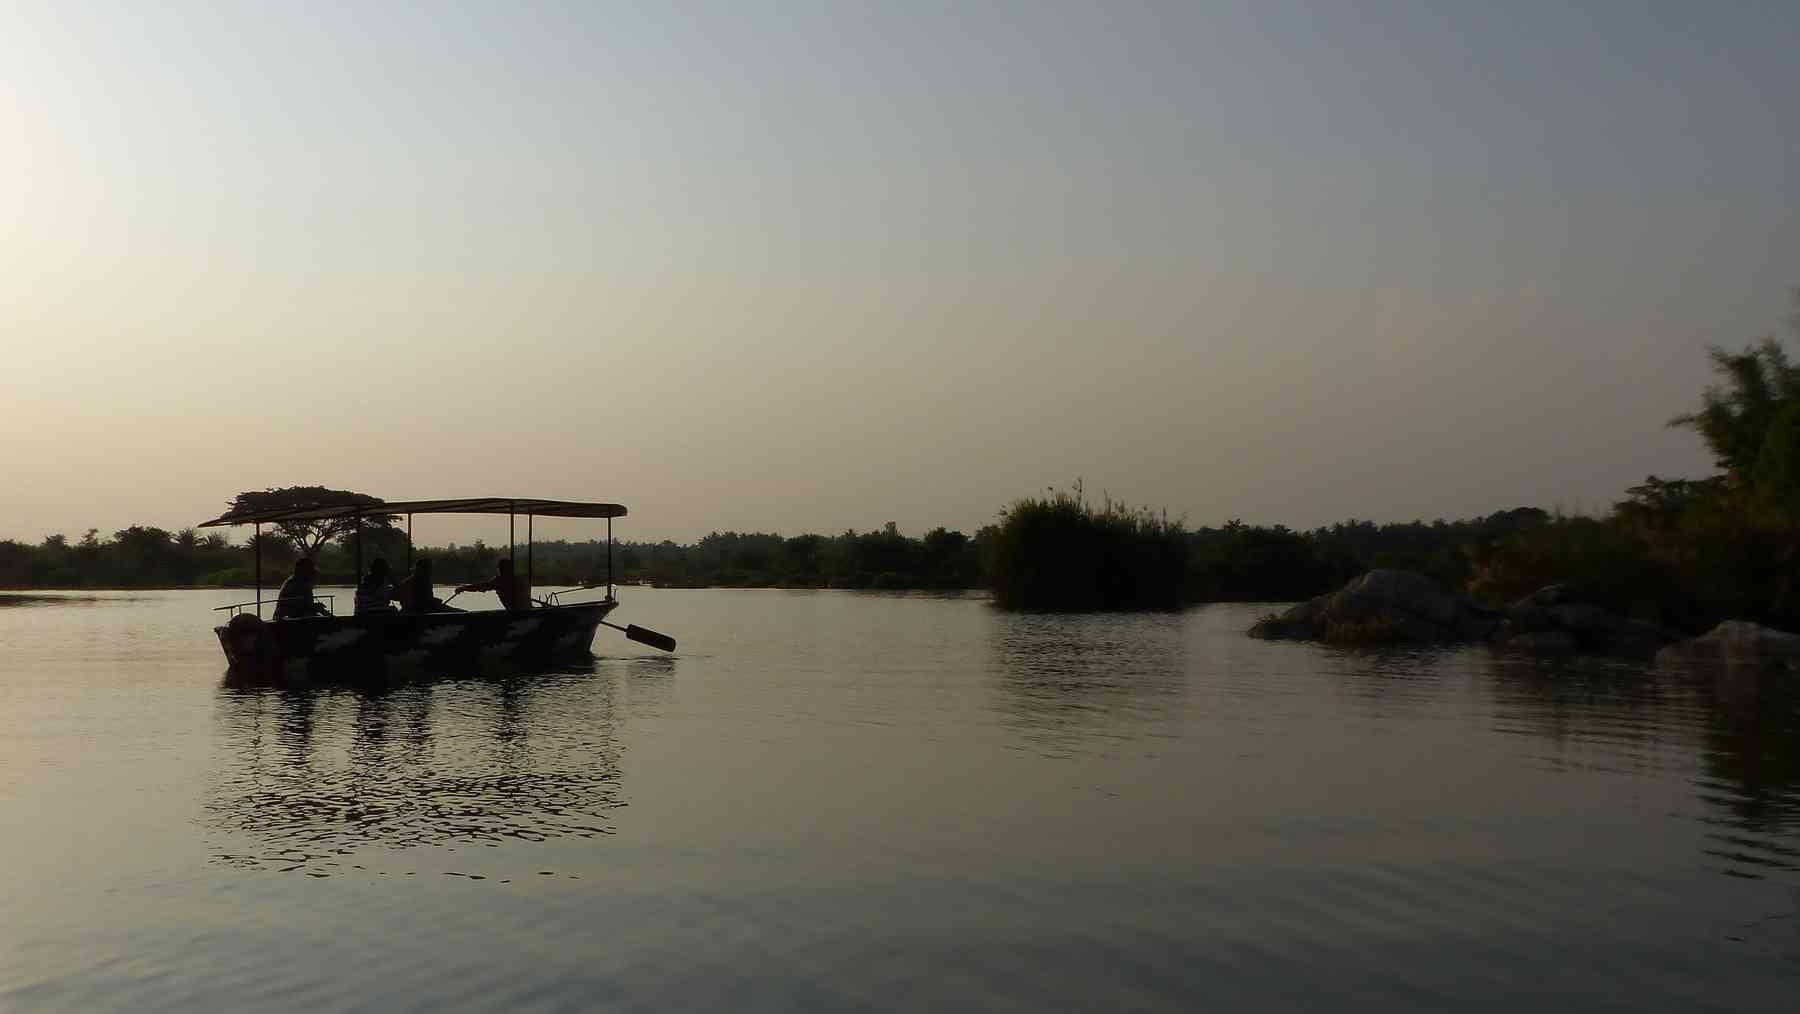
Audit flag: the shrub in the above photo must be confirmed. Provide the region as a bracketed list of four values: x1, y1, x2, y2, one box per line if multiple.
[1464, 514, 1668, 616]
[988, 483, 1187, 611]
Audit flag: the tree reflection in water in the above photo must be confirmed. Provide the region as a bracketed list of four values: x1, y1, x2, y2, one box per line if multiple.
[1373, 648, 1800, 884]
[1482, 653, 1800, 876]
[989, 611, 1186, 758]
[1692, 669, 1800, 878]
[1480, 653, 1689, 779]
[207, 668, 625, 874]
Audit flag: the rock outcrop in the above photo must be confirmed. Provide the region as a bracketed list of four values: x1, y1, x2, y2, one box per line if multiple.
[1655, 621, 1800, 671]
[1491, 584, 1675, 656]
[1249, 570, 1500, 645]
[1249, 572, 1677, 656]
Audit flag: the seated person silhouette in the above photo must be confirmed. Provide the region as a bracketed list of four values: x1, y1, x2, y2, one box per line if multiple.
[395, 557, 456, 613]
[354, 558, 399, 615]
[273, 557, 331, 620]
[456, 558, 533, 611]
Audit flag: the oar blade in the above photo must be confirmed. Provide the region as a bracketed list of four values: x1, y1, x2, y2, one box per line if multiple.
[625, 624, 677, 652]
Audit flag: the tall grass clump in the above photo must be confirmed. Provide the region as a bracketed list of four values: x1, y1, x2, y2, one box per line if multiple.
[987, 482, 1188, 611]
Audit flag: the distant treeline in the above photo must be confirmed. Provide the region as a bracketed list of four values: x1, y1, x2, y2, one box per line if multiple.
[7, 490, 1788, 631]
[0, 507, 1546, 603]
[0, 523, 985, 591]
[982, 480, 1550, 611]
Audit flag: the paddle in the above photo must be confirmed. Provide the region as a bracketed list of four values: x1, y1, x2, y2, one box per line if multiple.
[601, 620, 677, 652]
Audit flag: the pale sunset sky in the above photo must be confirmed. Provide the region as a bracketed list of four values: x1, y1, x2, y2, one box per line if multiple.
[3, 2, 1796, 544]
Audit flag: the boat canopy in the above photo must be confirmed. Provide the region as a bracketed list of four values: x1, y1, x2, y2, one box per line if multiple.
[199, 497, 628, 527]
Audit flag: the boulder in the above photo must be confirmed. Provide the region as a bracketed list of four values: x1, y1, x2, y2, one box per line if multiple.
[1495, 586, 1674, 657]
[1248, 570, 1496, 646]
[1250, 574, 1679, 657]
[1656, 621, 1800, 671]
[1325, 570, 1466, 627]
[1246, 614, 1314, 641]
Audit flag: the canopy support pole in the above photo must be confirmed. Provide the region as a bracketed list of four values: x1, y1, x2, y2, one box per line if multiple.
[607, 516, 613, 598]
[253, 522, 262, 618]
[406, 514, 413, 568]
[527, 514, 534, 599]
[509, 503, 516, 570]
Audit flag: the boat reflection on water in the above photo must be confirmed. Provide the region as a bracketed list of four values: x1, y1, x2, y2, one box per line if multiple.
[207, 665, 632, 875]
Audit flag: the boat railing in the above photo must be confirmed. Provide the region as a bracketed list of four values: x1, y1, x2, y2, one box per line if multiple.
[541, 586, 617, 608]
[213, 595, 334, 619]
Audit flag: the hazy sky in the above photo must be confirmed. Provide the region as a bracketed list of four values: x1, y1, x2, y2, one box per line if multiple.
[4, 1, 1796, 545]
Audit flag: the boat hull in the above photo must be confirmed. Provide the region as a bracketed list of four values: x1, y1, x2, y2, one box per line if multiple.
[216, 601, 616, 681]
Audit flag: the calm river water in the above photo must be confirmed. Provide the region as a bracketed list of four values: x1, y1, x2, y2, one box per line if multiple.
[1, 588, 1797, 1011]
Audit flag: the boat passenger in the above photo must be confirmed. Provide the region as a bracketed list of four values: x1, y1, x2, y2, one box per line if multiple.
[273, 557, 330, 620]
[354, 558, 398, 614]
[396, 557, 455, 613]
[455, 558, 533, 611]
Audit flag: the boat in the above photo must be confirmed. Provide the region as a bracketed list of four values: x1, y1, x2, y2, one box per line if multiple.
[200, 496, 674, 680]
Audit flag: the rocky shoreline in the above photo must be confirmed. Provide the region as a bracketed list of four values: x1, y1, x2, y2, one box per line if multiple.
[1248, 569, 1799, 671]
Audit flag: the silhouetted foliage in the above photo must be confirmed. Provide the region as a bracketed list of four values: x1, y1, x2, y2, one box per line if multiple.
[1755, 401, 1800, 514]
[0, 506, 1550, 604]
[1670, 289, 1800, 479]
[226, 486, 398, 559]
[988, 483, 1187, 610]
[1306, 508, 1552, 589]
[309, 524, 991, 591]
[0, 527, 246, 588]
[1466, 292, 1800, 631]
[1186, 522, 1357, 602]
[0, 521, 989, 592]
[1465, 512, 1672, 618]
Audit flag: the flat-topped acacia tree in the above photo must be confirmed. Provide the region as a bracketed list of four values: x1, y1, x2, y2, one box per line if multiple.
[227, 486, 399, 559]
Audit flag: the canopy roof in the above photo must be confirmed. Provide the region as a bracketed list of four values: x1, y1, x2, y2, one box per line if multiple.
[199, 497, 627, 527]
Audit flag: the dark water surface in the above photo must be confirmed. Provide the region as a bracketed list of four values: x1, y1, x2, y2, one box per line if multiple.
[2, 589, 1797, 1011]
